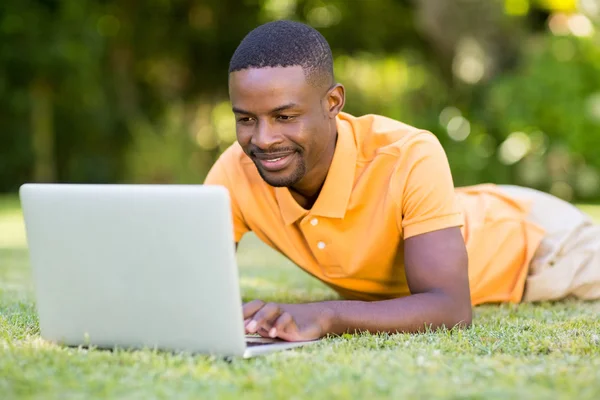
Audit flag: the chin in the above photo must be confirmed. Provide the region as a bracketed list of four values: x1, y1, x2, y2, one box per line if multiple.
[256, 167, 303, 188]
[261, 173, 299, 188]
[253, 157, 307, 188]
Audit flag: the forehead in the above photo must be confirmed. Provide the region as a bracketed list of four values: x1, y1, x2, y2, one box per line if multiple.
[229, 66, 316, 112]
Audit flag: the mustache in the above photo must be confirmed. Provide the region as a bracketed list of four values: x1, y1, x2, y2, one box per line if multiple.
[248, 145, 299, 156]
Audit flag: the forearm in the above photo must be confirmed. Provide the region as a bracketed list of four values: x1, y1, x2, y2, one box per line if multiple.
[317, 291, 472, 336]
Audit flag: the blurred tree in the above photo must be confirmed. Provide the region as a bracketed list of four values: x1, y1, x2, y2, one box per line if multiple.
[413, 0, 525, 86]
[0, 0, 598, 202]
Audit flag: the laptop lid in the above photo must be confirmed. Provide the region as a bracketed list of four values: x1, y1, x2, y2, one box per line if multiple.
[20, 183, 247, 356]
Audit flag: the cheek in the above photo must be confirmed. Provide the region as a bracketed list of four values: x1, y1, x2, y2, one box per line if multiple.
[287, 119, 320, 147]
[300, 123, 326, 153]
[235, 126, 253, 147]
[287, 128, 312, 151]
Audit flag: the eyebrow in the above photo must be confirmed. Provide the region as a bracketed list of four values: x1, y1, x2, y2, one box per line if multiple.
[232, 103, 298, 115]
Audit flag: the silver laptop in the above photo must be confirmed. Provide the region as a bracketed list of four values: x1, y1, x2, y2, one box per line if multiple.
[19, 183, 317, 358]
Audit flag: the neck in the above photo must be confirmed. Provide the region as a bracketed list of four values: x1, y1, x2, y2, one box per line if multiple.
[289, 132, 338, 209]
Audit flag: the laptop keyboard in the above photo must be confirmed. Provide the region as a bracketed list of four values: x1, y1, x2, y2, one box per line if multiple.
[245, 341, 269, 347]
[245, 336, 280, 347]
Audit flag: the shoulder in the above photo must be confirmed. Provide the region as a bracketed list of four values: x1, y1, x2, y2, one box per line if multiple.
[338, 112, 444, 163]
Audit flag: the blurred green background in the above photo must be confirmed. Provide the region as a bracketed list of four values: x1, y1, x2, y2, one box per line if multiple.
[1, 0, 600, 202]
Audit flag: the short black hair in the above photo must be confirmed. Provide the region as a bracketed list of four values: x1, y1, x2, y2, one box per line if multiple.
[229, 20, 334, 87]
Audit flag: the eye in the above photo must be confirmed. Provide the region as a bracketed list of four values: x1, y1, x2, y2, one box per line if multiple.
[277, 115, 295, 121]
[237, 117, 254, 124]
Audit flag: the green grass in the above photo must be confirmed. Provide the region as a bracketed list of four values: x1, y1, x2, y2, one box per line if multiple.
[1, 194, 600, 399]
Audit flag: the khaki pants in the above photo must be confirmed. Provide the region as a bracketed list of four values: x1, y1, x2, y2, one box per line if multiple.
[499, 185, 600, 302]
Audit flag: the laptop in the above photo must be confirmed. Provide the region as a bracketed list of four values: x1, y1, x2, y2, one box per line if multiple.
[19, 183, 318, 358]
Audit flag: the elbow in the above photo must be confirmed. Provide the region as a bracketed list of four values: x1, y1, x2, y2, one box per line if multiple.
[439, 291, 472, 330]
[431, 290, 473, 330]
[451, 301, 473, 329]
[457, 306, 473, 328]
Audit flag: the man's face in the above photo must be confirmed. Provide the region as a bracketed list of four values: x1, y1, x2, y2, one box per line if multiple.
[228, 66, 336, 188]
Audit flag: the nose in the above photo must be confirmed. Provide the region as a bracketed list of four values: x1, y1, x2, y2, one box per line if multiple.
[250, 119, 282, 150]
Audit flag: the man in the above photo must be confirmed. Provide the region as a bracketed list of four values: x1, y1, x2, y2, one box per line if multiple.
[205, 20, 600, 342]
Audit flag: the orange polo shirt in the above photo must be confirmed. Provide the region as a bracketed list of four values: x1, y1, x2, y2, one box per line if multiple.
[204, 112, 545, 305]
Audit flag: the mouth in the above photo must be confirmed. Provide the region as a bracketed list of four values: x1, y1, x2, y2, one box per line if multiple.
[253, 151, 296, 172]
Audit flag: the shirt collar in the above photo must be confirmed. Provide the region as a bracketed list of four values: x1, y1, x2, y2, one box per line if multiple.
[275, 115, 357, 225]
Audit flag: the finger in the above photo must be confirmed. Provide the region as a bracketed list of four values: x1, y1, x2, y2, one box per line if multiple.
[269, 312, 295, 338]
[247, 302, 281, 334]
[243, 300, 265, 320]
[257, 327, 271, 338]
[248, 303, 281, 333]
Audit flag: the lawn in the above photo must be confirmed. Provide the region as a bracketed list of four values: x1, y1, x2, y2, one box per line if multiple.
[1, 194, 600, 399]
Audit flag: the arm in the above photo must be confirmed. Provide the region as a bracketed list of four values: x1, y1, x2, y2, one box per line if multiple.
[324, 132, 471, 333]
[322, 226, 471, 335]
[244, 226, 471, 340]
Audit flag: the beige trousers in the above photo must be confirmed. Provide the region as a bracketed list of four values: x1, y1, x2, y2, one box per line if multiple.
[499, 185, 600, 302]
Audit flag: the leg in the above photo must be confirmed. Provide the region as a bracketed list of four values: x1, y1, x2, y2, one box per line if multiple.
[498, 185, 600, 302]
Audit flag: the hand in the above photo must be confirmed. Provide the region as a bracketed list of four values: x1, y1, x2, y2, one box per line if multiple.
[243, 300, 334, 342]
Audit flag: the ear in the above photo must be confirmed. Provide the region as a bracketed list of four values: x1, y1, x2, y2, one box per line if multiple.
[325, 83, 345, 118]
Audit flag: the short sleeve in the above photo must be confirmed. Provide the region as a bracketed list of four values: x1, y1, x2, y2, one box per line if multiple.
[204, 157, 250, 243]
[392, 132, 464, 239]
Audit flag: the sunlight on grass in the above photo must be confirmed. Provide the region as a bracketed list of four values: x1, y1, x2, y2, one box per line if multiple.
[0, 195, 26, 249]
[1, 194, 600, 399]
[0, 212, 27, 249]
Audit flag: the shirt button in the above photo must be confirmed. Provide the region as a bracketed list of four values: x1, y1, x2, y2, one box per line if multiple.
[317, 241, 326, 249]
[311, 218, 318, 226]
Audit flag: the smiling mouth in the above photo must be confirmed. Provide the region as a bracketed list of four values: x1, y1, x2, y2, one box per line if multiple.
[253, 152, 296, 171]
[264, 156, 285, 162]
